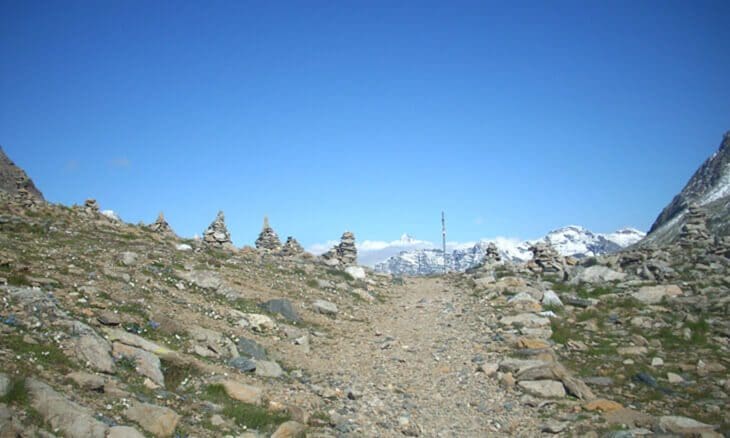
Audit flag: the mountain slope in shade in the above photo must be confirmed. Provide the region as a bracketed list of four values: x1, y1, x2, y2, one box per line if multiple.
[0, 146, 44, 201]
[645, 132, 730, 245]
[374, 226, 645, 276]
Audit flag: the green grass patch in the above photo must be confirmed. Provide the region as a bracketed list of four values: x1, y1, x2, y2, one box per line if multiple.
[161, 358, 198, 391]
[4, 334, 73, 370]
[202, 384, 290, 432]
[550, 318, 577, 344]
[0, 377, 29, 405]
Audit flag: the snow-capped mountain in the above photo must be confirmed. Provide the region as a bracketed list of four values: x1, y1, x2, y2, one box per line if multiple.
[374, 226, 645, 276]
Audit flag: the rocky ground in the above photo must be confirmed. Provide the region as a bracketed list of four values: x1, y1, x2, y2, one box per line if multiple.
[0, 197, 728, 437]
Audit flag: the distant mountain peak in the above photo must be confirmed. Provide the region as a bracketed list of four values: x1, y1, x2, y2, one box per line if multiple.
[645, 131, 730, 244]
[0, 146, 44, 201]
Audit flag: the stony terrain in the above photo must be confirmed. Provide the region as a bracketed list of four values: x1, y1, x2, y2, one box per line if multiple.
[0, 192, 728, 437]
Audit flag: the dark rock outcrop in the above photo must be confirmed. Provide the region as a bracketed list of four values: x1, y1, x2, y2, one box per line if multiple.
[0, 146, 44, 202]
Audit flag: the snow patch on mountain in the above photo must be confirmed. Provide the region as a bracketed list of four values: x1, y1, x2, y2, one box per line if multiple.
[373, 226, 645, 276]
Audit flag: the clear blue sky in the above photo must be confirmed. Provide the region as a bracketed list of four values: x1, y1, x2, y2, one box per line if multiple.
[1, 0, 729, 248]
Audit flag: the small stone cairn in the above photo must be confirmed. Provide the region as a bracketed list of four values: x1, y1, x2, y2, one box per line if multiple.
[203, 211, 234, 249]
[255, 216, 282, 252]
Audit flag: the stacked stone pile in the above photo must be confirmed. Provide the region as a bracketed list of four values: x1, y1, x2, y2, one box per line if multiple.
[255, 217, 282, 252]
[203, 211, 234, 250]
[322, 231, 357, 266]
[150, 212, 174, 235]
[281, 237, 304, 257]
[680, 204, 711, 246]
[527, 242, 564, 274]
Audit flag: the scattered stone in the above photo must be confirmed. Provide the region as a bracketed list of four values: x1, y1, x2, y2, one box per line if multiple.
[541, 420, 568, 434]
[221, 380, 263, 404]
[119, 251, 139, 266]
[26, 378, 109, 438]
[312, 299, 338, 316]
[260, 299, 301, 322]
[229, 356, 257, 372]
[541, 290, 563, 307]
[572, 266, 626, 283]
[651, 357, 664, 367]
[667, 372, 684, 384]
[345, 265, 366, 280]
[66, 372, 105, 391]
[271, 420, 306, 438]
[108, 426, 147, 438]
[97, 311, 121, 326]
[658, 415, 717, 436]
[254, 360, 284, 378]
[112, 342, 165, 387]
[632, 285, 682, 304]
[585, 399, 623, 413]
[517, 380, 566, 398]
[237, 337, 267, 360]
[617, 346, 648, 356]
[124, 402, 181, 438]
[239, 313, 276, 332]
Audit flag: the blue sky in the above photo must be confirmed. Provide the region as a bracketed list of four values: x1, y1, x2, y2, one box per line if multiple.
[1, 0, 729, 250]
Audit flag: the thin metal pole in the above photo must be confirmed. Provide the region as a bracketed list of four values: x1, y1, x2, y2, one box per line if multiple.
[442, 211, 447, 274]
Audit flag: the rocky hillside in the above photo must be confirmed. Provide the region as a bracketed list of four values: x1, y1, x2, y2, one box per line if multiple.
[646, 132, 730, 245]
[375, 226, 645, 276]
[0, 149, 727, 437]
[0, 146, 44, 202]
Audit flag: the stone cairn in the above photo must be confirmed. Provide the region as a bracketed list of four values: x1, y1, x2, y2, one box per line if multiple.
[484, 242, 502, 264]
[281, 236, 304, 257]
[203, 211, 234, 249]
[322, 231, 358, 266]
[255, 216, 282, 252]
[679, 204, 711, 246]
[13, 176, 37, 208]
[150, 212, 174, 235]
[527, 241, 564, 274]
[84, 199, 100, 214]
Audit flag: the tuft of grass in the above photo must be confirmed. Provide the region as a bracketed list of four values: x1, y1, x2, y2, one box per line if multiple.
[161, 358, 198, 391]
[0, 378, 29, 405]
[4, 334, 72, 370]
[327, 268, 354, 282]
[305, 279, 319, 289]
[202, 384, 290, 431]
[550, 318, 576, 344]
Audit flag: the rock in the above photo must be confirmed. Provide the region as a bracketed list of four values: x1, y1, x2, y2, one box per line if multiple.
[477, 363, 499, 376]
[112, 342, 165, 387]
[321, 231, 357, 266]
[175, 243, 192, 251]
[149, 212, 174, 235]
[651, 357, 664, 367]
[658, 415, 717, 435]
[667, 372, 684, 384]
[526, 242, 565, 275]
[97, 311, 121, 326]
[500, 313, 550, 327]
[66, 372, 105, 391]
[281, 236, 305, 257]
[271, 421, 306, 438]
[222, 380, 263, 405]
[119, 252, 139, 267]
[189, 326, 238, 359]
[572, 266, 626, 283]
[617, 346, 648, 356]
[103, 328, 173, 357]
[124, 402, 181, 438]
[236, 337, 267, 360]
[541, 420, 568, 434]
[516, 362, 595, 400]
[254, 360, 284, 378]
[516, 338, 550, 349]
[179, 270, 222, 290]
[84, 198, 100, 213]
[517, 380, 566, 398]
[312, 300, 338, 316]
[541, 290, 563, 307]
[507, 292, 540, 307]
[585, 399, 623, 413]
[603, 408, 655, 428]
[240, 313, 276, 332]
[229, 357, 257, 372]
[255, 216, 282, 252]
[632, 285, 682, 304]
[74, 331, 115, 374]
[26, 378, 109, 438]
[203, 211, 234, 250]
[108, 426, 147, 438]
[260, 299, 300, 322]
[345, 266, 366, 280]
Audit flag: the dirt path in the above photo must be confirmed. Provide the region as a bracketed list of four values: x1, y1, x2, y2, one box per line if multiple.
[309, 277, 545, 437]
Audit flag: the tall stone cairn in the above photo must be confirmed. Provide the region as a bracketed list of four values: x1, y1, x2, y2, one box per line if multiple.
[679, 204, 711, 246]
[281, 236, 304, 257]
[484, 242, 502, 264]
[203, 211, 234, 249]
[150, 212, 174, 235]
[527, 241, 564, 274]
[323, 231, 358, 266]
[84, 199, 100, 214]
[255, 216, 282, 252]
